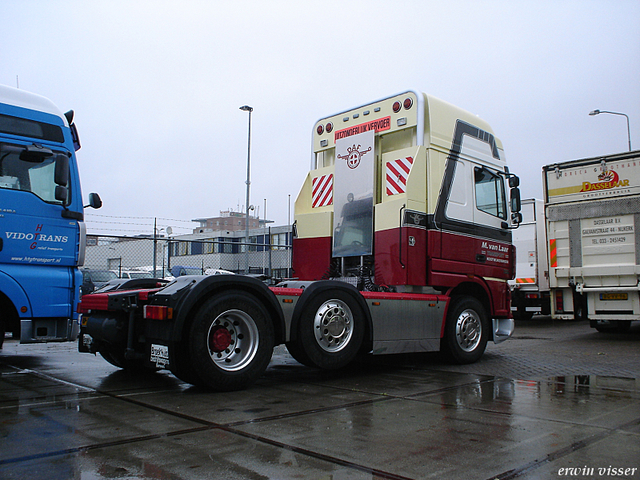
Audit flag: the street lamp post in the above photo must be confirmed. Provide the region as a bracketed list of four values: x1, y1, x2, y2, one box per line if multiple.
[240, 105, 253, 274]
[589, 109, 632, 151]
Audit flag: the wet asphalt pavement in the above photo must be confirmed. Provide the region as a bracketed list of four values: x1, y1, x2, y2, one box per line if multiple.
[1, 317, 639, 480]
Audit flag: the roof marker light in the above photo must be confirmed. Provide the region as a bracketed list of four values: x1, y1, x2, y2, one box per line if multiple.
[326, 122, 333, 133]
[317, 124, 324, 135]
[392, 101, 401, 113]
[404, 97, 413, 110]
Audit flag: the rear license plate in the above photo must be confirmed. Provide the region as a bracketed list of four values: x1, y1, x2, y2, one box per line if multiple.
[600, 293, 628, 301]
[150, 343, 169, 367]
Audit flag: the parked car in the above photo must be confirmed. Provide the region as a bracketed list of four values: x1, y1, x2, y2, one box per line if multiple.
[204, 268, 235, 276]
[170, 265, 203, 277]
[81, 269, 118, 295]
[112, 269, 154, 280]
[136, 266, 174, 280]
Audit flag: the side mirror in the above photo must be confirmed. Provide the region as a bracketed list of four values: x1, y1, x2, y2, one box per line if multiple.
[54, 154, 69, 187]
[85, 192, 102, 209]
[511, 212, 523, 224]
[510, 187, 521, 213]
[55, 185, 68, 203]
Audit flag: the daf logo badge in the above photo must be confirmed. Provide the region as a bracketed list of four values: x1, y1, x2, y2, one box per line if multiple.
[337, 144, 371, 170]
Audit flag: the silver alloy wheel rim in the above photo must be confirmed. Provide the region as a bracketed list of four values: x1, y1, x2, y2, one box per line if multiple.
[455, 308, 482, 352]
[207, 309, 259, 371]
[313, 299, 353, 353]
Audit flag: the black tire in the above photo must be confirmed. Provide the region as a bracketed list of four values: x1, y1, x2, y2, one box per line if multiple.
[595, 320, 631, 333]
[285, 340, 316, 368]
[187, 291, 274, 391]
[513, 309, 534, 321]
[168, 341, 203, 385]
[99, 349, 126, 368]
[441, 296, 489, 364]
[294, 290, 364, 370]
[99, 349, 158, 372]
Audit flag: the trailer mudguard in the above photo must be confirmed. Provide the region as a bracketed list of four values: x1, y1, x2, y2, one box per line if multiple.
[152, 275, 286, 344]
[288, 280, 374, 346]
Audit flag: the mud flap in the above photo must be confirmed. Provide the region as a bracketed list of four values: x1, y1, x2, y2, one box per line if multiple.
[492, 318, 514, 343]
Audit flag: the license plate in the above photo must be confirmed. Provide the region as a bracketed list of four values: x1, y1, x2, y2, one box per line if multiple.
[600, 293, 628, 301]
[150, 343, 169, 367]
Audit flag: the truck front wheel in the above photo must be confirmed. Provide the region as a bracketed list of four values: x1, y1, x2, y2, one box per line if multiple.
[294, 291, 364, 370]
[187, 291, 274, 391]
[441, 296, 489, 364]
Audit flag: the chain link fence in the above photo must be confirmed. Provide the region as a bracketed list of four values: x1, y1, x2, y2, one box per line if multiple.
[84, 235, 292, 285]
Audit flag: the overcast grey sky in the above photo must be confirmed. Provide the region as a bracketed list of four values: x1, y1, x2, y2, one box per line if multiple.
[2, 0, 639, 236]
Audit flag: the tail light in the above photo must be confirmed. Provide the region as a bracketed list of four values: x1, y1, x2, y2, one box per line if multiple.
[144, 305, 173, 320]
[555, 291, 564, 313]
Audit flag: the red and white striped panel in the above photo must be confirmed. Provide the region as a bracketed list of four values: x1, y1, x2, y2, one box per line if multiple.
[312, 174, 333, 208]
[386, 157, 414, 195]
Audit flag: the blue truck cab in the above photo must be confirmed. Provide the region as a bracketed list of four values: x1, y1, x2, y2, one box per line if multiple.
[0, 85, 100, 347]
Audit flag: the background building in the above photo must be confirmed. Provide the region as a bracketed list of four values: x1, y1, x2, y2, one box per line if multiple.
[84, 218, 292, 282]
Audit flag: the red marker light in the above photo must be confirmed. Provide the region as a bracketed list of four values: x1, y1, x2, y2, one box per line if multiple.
[393, 101, 401, 113]
[403, 97, 413, 110]
[317, 124, 324, 135]
[326, 122, 333, 133]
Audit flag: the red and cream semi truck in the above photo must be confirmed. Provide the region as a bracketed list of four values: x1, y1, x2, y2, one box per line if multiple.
[78, 90, 521, 391]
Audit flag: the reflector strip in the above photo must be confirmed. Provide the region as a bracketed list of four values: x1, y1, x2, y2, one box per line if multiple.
[312, 174, 333, 208]
[549, 239, 557, 268]
[516, 278, 536, 284]
[386, 157, 414, 195]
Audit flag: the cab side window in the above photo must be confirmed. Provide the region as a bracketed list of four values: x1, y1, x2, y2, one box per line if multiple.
[474, 167, 506, 219]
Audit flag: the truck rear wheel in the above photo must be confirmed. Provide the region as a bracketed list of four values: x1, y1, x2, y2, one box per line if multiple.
[99, 349, 158, 372]
[441, 296, 489, 364]
[594, 320, 631, 333]
[294, 291, 364, 370]
[169, 341, 203, 385]
[187, 291, 274, 391]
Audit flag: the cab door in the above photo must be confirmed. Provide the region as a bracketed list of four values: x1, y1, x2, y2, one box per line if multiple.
[0, 142, 79, 320]
[471, 164, 511, 280]
[433, 121, 511, 282]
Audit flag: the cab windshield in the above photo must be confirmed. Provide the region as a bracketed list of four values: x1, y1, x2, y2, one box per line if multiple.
[0, 143, 68, 205]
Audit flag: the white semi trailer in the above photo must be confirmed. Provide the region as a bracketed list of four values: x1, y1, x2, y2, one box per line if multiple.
[543, 150, 640, 332]
[509, 199, 550, 320]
